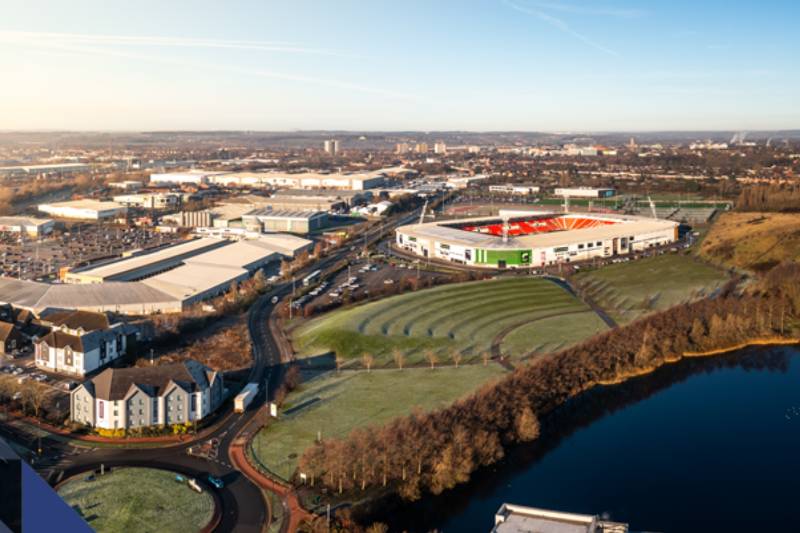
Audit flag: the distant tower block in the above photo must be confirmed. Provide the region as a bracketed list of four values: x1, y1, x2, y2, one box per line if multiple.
[323, 139, 340, 155]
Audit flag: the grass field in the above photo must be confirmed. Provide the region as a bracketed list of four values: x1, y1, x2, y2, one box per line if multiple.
[574, 253, 729, 324]
[698, 212, 800, 272]
[58, 467, 215, 533]
[251, 365, 508, 478]
[292, 277, 605, 365]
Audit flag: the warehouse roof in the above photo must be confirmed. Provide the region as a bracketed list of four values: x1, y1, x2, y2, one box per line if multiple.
[184, 239, 279, 270]
[39, 199, 125, 211]
[244, 208, 326, 220]
[0, 216, 53, 227]
[71, 238, 226, 280]
[142, 264, 247, 299]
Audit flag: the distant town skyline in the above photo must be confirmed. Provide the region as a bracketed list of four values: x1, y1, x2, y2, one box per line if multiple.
[1, 0, 798, 131]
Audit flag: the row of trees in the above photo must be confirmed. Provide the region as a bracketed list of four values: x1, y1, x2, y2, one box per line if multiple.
[299, 262, 800, 501]
[736, 184, 800, 212]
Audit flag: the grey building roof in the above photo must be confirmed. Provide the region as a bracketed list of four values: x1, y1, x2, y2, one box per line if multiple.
[86, 360, 218, 401]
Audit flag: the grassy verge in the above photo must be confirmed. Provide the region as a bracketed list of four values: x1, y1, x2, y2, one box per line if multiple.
[252, 365, 508, 478]
[574, 253, 729, 324]
[57, 467, 215, 533]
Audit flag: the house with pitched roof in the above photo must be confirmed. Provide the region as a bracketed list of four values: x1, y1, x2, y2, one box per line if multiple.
[70, 360, 223, 430]
[0, 322, 24, 356]
[34, 310, 134, 376]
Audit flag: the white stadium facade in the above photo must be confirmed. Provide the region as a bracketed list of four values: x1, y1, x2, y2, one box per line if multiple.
[395, 210, 679, 269]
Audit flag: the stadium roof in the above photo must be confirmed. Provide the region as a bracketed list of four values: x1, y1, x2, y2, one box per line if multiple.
[399, 213, 678, 250]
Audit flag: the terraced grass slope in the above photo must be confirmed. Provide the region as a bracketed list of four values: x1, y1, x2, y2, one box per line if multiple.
[293, 277, 605, 364]
[698, 212, 800, 272]
[574, 253, 728, 325]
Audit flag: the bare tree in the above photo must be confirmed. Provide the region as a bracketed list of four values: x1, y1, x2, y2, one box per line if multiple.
[362, 352, 374, 373]
[392, 348, 405, 371]
[335, 354, 345, 374]
[449, 349, 462, 369]
[425, 349, 438, 370]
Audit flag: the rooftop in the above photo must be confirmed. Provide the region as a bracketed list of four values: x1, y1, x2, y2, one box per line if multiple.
[87, 359, 217, 401]
[39, 199, 125, 211]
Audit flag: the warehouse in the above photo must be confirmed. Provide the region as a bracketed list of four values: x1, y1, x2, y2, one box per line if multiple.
[395, 211, 678, 269]
[0, 216, 55, 237]
[0, 234, 312, 314]
[112, 192, 181, 210]
[38, 200, 127, 220]
[149, 170, 230, 186]
[63, 238, 229, 283]
[242, 209, 328, 234]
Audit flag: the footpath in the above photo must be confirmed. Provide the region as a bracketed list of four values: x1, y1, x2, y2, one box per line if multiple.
[229, 437, 314, 533]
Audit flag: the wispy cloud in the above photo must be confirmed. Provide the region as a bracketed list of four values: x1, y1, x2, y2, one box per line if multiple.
[519, 1, 645, 18]
[0, 33, 413, 99]
[503, 0, 620, 56]
[0, 30, 351, 57]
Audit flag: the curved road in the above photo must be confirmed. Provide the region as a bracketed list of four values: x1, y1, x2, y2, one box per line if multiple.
[1, 207, 425, 531]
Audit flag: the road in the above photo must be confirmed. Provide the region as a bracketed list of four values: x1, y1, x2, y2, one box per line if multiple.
[0, 206, 425, 531]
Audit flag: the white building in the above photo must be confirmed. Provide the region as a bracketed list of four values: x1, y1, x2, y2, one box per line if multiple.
[434, 142, 447, 155]
[0, 216, 55, 237]
[554, 187, 616, 198]
[34, 310, 132, 376]
[489, 184, 541, 195]
[70, 360, 223, 430]
[112, 193, 181, 210]
[149, 170, 231, 186]
[108, 181, 144, 191]
[492, 503, 628, 533]
[446, 174, 490, 189]
[38, 200, 127, 220]
[323, 139, 340, 154]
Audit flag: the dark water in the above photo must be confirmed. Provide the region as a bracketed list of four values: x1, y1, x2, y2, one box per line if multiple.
[371, 346, 800, 532]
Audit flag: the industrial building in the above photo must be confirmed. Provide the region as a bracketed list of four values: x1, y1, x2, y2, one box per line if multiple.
[0, 234, 311, 314]
[63, 238, 229, 283]
[38, 200, 127, 220]
[489, 184, 541, 195]
[242, 209, 329, 234]
[395, 210, 678, 269]
[0, 163, 91, 177]
[271, 188, 372, 209]
[112, 192, 181, 210]
[492, 503, 628, 533]
[0, 216, 55, 237]
[554, 187, 616, 198]
[108, 180, 144, 191]
[149, 170, 230, 186]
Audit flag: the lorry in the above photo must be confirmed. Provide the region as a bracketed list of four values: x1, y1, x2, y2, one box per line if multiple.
[234, 382, 259, 413]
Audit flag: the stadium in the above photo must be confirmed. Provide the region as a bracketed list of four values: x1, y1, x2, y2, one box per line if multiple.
[395, 210, 680, 269]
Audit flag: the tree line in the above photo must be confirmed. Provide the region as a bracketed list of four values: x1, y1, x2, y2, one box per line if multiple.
[736, 184, 800, 212]
[298, 262, 800, 501]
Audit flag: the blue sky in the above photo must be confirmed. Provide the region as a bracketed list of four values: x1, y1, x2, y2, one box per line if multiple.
[0, 0, 797, 131]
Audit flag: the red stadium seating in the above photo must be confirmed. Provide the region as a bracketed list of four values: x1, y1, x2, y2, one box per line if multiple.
[461, 215, 617, 237]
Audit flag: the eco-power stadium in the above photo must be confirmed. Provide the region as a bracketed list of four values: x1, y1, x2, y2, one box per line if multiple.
[395, 210, 680, 269]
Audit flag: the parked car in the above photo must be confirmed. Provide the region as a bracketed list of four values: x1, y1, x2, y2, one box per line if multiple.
[207, 475, 224, 489]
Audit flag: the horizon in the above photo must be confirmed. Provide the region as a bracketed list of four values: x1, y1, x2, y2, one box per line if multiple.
[1, 0, 799, 131]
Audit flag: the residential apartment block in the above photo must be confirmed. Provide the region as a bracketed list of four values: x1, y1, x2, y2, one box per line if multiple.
[70, 360, 223, 430]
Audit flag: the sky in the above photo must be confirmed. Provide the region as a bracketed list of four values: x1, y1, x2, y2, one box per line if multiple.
[0, 0, 798, 131]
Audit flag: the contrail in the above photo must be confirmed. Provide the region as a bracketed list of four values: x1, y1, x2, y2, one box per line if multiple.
[1, 37, 414, 100]
[502, 0, 620, 57]
[0, 30, 351, 57]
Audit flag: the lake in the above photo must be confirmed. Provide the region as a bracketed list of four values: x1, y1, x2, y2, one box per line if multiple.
[370, 345, 800, 532]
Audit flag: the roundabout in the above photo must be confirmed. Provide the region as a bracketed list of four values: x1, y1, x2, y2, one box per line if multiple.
[57, 466, 221, 533]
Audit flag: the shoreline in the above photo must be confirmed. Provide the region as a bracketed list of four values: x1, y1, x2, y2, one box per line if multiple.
[595, 337, 798, 386]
